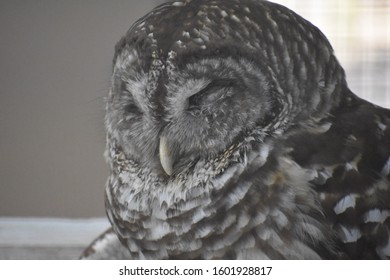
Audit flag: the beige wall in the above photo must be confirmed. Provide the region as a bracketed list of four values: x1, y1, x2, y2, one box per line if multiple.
[0, 0, 157, 218]
[0, 0, 389, 218]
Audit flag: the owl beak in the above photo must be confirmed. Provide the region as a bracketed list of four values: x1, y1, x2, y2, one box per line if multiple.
[159, 136, 173, 176]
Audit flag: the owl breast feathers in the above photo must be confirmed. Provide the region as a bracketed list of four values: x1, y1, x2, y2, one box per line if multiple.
[81, 0, 390, 259]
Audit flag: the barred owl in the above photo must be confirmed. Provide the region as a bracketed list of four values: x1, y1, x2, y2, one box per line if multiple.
[82, 0, 390, 259]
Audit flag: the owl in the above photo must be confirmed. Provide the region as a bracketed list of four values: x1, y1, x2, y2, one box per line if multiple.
[81, 0, 390, 259]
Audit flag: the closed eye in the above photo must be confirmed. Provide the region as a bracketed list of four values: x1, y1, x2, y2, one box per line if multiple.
[125, 102, 142, 114]
[188, 79, 236, 109]
[118, 80, 143, 115]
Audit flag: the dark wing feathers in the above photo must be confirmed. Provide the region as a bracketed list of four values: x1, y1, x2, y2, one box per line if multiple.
[287, 91, 390, 259]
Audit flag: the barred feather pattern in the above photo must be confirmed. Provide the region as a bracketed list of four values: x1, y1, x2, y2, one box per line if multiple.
[81, 0, 390, 259]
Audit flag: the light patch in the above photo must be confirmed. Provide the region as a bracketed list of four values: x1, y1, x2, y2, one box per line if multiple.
[230, 15, 241, 23]
[225, 181, 251, 208]
[172, 1, 185, 6]
[182, 31, 190, 38]
[345, 154, 361, 172]
[236, 212, 250, 229]
[167, 50, 176, 60]
[196, 224, 214, 238]
[333, 194, 358, 215]
[377, 122, 387, 132]
[193, 37, 204, 44]
[256, 227, 274, 241]
[196, 10, 205, 16]
[345, 163, 357, 172]
[381, 156, 390, 176]
[339, 225, 362, 243]
[192, 208, 207, 223]
[253, 211, 267, 226]
[89, 231, 118, 253]
[220, 10, 228, 18]
[115, 50, 137, 71]
[270, 209, 289, 228]
[146, 221, 171, 240]
[347, 134, 357, 141]
[175, 40, 184, 48]
[319, 122, 332, 133]
[244, 7, 251, 13]
[363, 209, 390, 223]
[259, 143, 271, 163]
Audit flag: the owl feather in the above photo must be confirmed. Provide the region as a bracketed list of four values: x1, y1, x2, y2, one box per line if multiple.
[81, 0, 390, 259]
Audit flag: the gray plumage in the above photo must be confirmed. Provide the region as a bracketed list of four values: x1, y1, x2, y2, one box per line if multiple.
[81, 0, 390, 259]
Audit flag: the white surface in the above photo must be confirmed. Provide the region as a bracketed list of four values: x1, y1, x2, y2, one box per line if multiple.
[0, 217, 111, 259]
[0, 217, 110, 246]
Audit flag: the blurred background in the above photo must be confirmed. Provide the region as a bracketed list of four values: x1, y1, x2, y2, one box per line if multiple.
[0, 0, 389, 258]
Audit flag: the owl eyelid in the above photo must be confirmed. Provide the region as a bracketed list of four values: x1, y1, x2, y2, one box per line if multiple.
[188, 78, 237, 108]
[199, 79, 237, 95]
[125, 102, 143, 114]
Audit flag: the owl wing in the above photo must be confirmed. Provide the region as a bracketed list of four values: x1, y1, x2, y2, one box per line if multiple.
[286, 92, 390, 259]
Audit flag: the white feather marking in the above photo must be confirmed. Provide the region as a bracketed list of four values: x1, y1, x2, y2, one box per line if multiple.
[378, 122, 387, 131]
[196, 224, 214, 238]
[256, 227, 274, 241]
[226, 181, 251, 208]
[270, 209, 289, 228]
[192, 208, 207, 223]
[253, 211, 267, 226]
[193, 37, 204, 44]
[363, 209, 390, 223]
[172, 1, 185, 6]
[339, 225, 362, 243]
[146, 221, 171, 240]
[182, 31, 190, 38]
[167, 50, 176, 59]
[320, 122, 332, 132]
[91, 231, 118, 253]
[345, 162, 357, 172]
[236, 212, 250, 228]
[230, 15, 241, 23]
[345, 154, 362, 172]
[220, 10, 228, 18]
[333, 194, 358, 215]
[381, 156, 390, 176]
[115, 50, 136, 70]
[244, 7, 251, 13]
[259, 143, 271, 162]
[219, 213, 236, 232]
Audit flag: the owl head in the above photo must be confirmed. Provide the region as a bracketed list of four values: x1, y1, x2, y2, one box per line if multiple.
[105, 0, 347, 177]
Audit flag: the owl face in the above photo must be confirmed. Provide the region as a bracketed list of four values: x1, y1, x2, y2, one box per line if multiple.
[106, 49, 272, 176]
[105, 0, 345, 177]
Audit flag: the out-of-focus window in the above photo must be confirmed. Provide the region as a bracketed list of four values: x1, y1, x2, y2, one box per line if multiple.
[272, 0, 390, 108]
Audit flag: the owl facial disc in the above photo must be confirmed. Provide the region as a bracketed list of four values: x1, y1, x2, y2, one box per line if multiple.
[159, 136, 173, 176]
